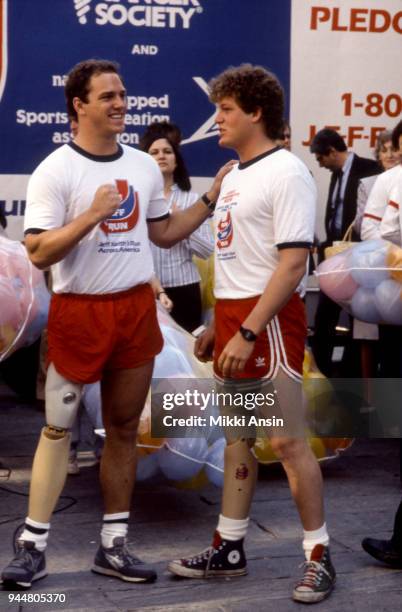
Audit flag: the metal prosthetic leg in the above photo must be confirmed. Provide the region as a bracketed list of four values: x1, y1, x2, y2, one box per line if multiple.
[28, 364, 82, 523]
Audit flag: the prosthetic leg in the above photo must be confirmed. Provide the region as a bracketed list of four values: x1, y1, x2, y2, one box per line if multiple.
[28, 363, 83, 523]
[221, 437, 258, 519]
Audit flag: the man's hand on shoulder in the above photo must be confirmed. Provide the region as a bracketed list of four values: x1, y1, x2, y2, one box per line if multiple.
[90, 184, 122, 223]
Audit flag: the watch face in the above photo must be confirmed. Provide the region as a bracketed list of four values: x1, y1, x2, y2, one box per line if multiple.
[240, 326, 257, 341]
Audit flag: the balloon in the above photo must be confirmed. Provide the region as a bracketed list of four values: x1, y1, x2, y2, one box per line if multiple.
[252, 437, 278, 464]
[350, 239, 389, 288]
[174, 470, 209, 490]
[136, 453, 160, 482]
[375, 279, 402, 325]
[0, 324, 18, 353]
[0, 236, 50, 360]
[387, 246, 402, 283]
[317, 253, 358, 302]
[157, 437, 207, 481]
[204, 437, 226, 487]
[81, 383, 104, 430]
[308, 437, 326, 459]
[322, 438, 353, 453]
[0, 277, 21, 326]
[351, 287, 381, 323]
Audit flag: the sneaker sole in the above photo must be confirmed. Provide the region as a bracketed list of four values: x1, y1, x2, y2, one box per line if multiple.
[1, 569, 48, 590]
[91, 564, 156, 583]
[168, 561, 247, 579]
[293, 581, 335, 604]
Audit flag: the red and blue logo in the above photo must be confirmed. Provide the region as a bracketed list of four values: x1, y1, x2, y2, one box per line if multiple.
[101, 179, 139, 235]
[216, 211, 233, 249]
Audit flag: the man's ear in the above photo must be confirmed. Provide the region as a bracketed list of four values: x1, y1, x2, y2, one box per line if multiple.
[73, 97, 85, 117]
[251, 107, 263, 124]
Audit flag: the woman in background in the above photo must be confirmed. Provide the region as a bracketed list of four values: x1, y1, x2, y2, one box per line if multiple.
[140, 123, 214, 333]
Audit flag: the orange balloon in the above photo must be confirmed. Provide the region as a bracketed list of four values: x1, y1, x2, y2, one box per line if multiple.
[174, 469, 209, 490]
[252, 438, 278, 464]
[322, 437, 353, 453]
[387, 246, 402, 283]
[309, 437, 327, 459]
[137, 429, 165, 455]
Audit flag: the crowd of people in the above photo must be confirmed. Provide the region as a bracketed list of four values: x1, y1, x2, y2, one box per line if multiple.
[0, 58, 401, 607]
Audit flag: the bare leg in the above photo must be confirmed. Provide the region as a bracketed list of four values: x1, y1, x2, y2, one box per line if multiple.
[267, 369, 324, 530]
[100, 361, 154, 513]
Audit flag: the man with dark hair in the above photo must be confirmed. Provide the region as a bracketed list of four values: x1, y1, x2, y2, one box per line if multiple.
[168, 64, 336, 604]
[310, 128, 380, 376]
[0, 58, 231, 589]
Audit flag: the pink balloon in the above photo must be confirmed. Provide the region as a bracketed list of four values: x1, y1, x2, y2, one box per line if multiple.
[0, 277, 21, 326]
[317, 253, 358, 302]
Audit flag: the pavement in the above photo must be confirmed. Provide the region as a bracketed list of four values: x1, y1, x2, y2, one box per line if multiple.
[1, 383, 402, 612]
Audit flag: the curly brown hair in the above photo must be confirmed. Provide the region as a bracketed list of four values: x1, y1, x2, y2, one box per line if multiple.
[209, 64, 285, 140]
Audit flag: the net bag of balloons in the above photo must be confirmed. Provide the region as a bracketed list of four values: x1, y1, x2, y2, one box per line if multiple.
[316, 239, 402, 325]
[0, 236, 50, 362]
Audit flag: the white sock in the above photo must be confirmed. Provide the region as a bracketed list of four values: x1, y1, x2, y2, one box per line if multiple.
[101, 512, 129, 548]
[217, 514, 249, 541]
[303, 523, 329, 560]
[20, 517, 50, 552]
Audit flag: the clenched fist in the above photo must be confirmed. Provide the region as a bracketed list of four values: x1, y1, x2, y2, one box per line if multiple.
[90, 184, 122, 223]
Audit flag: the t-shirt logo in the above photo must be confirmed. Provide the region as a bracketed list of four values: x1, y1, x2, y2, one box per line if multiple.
[100, 179, 139, 234]
[216, 211, 233, 249]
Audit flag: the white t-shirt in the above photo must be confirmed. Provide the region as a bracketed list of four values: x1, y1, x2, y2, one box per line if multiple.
[24, 143, 168, 294]
[381, 177, 402, 247]
[361, 164, 402, 241]
[213, 148, 316, 300]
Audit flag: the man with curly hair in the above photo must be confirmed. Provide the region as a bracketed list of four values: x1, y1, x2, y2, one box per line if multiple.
[168, 64, 336, 604]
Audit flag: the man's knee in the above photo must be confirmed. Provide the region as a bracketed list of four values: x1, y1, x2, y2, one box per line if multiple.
[269, 437, 308, 462]
[44, 363, 83, 435]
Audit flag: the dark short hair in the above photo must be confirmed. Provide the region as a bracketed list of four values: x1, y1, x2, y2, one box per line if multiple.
[310, 129, 347, 155]
[209, 64, 285, 140]
[392, 120, 402, 151]
[65, 59, 122, 121]
[139, 121, 182, 147]
[139, 125, 191, 192]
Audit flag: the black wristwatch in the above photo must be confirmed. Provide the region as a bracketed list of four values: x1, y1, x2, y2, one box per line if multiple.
[239, 326, 258, 342]
[201, 192, 216, 212]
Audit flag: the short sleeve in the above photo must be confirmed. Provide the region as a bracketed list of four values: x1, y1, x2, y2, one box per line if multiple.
[380, 183, 402, 246]
[361, 174, 388, 240]
[146, 159, 169, 221]
[24, 162, 68, 233]
[272, 170, 316, 249]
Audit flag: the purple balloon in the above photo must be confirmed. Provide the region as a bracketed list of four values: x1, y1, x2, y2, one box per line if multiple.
[351, 287, 381, 323]
[375, 279, 402, 325]
[317, 252, 358, 302]
[350, 240, 389, 288]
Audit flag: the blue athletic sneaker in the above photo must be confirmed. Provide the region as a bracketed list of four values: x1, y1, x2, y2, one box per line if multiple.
[92, 537, 157, 583]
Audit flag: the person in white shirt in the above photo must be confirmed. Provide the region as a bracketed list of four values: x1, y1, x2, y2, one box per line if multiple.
[355, 129, 401, 238]
[1, 58, 232, 590]
[359, 123, 402, 241]
[168, 64, 336, 604]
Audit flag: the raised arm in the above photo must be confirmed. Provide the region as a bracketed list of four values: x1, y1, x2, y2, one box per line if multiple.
[25, 184, 122, 269]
